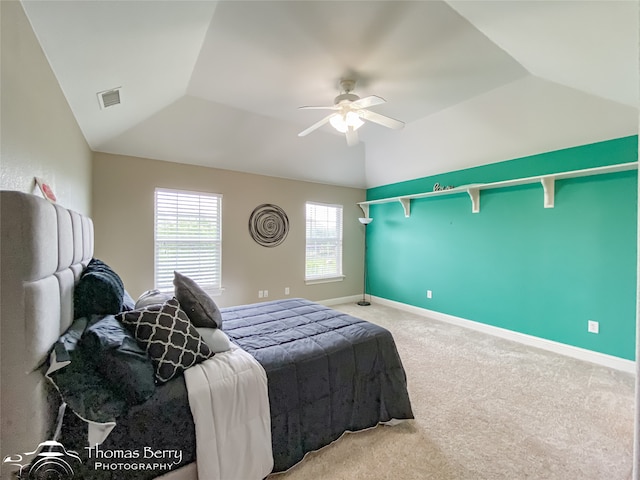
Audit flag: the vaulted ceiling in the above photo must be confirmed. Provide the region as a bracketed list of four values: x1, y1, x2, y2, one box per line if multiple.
[21, 0, 639, 189]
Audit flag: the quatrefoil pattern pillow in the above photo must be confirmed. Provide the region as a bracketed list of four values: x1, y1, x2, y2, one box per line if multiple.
[117, 297, 213, 384]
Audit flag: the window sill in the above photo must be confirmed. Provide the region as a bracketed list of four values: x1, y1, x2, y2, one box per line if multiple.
[159, 286, 224, 297]
[305, 276, 345, 285]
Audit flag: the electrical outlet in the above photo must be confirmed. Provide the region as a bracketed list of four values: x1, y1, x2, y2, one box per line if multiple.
[427, 290, 432, 299]
[264, 290, 268, 298]
[258, 290, 263, 299]
[285, 287, 290, 295]
[588, 320, 599, 334]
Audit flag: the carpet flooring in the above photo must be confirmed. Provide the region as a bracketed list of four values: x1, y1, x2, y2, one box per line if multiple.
[268, 302, 636, 480]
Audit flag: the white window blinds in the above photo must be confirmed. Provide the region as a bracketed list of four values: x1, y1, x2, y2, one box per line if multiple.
[155, 188, 222, 293]
[305, 202, 343, 281]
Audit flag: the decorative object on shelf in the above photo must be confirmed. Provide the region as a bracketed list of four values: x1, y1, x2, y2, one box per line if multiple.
[249, 204, 289, 247]
[35, 177, 57, 203]
[357, 217, 373, 306]
[433, 183, 455, 191]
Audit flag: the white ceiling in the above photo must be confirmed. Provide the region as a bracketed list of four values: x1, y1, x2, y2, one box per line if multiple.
[21, 0, 639, 189]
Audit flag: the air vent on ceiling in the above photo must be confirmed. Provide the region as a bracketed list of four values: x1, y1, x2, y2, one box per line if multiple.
[97, 87, 122, 109]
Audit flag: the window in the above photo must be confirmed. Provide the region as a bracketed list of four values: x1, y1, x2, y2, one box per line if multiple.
[155, 188, 222, 294]
[305, 202, 343, 282]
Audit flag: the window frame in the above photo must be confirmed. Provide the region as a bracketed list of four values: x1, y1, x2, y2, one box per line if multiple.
[154, 188, 223, 295]
[304, 201, 345, 284]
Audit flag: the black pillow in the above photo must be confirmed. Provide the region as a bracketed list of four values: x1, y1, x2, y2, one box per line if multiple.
[173, 271, 223, 329]
[46, 318, 128, 425]
[80, 315, 156, 405]
[74, 258, 125, 319]
[117, 298, 213, 384]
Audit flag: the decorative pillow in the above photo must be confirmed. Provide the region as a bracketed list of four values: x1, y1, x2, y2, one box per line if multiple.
[173, 271, 223, 329]
[117, 298, 213, 384]
[80, 315, 156, 405]
[74, 258, 125, 319]
[195, 327, 232, 353]
[135, 289, 173, 309]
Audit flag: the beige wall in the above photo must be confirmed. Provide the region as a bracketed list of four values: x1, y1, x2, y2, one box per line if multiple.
[0, 1, 92, 215]
[93, 152, 367, 307]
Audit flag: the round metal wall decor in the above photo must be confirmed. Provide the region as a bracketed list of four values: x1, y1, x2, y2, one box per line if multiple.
[249, 204, 289, 247]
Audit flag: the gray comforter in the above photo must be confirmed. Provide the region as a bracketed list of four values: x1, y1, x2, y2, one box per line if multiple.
[60, 298, 413, 478]
[222, 298, 414, 472]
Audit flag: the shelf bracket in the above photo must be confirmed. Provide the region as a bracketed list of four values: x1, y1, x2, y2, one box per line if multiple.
[399, 198, 411, 217]
[467, 188, 480, 213]
[358, 203, 369, 218]
[541, 176, 555, 208]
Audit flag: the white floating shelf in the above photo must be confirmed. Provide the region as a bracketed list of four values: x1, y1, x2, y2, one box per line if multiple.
[358, 162, 638, 217]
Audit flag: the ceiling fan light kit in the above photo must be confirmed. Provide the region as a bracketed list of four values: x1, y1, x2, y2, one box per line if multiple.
[298, 79, 404, 146]
[329, 111, 364, 133]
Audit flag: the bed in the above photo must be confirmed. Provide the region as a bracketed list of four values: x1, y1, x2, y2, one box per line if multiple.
[0, 190, 413, 479]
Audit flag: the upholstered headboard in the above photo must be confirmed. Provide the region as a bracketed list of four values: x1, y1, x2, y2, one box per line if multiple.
[0, 191, 93, 462]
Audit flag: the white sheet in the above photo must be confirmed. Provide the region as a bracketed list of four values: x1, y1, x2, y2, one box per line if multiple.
[184, 344, 273, 480]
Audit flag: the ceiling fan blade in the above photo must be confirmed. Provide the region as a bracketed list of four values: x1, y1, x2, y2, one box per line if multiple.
[360, 109, 405, 130]
[350, 95, 386, 109]
[299, 105, 338, 110]
[346, 126, 359, 147]
[298, 113, 336, 137]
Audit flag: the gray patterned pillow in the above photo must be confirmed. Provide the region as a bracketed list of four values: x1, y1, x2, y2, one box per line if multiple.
[117, 298, 213, 384]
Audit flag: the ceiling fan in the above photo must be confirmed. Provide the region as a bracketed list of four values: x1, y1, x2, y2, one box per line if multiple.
[297, 79, 404, 146]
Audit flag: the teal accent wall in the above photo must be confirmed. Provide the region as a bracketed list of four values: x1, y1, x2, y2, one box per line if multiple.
[366, 136, 638, 360]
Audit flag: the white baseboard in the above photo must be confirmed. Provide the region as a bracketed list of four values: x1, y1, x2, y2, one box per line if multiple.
[371, 296, 636, 374]
[318, 295, 362, 306]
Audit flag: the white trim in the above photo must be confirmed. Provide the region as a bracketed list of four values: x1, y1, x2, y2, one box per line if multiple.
[317, 295, 362, 306]
[305, 275, 345, 285]
[371, 296, 636, 374]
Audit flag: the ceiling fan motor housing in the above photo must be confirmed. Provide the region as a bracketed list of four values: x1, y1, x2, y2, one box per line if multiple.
[334, 79, 359, 104]
[334, 92, 360, 105]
